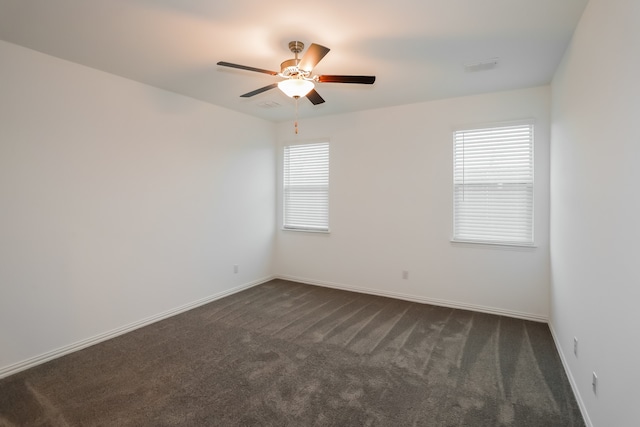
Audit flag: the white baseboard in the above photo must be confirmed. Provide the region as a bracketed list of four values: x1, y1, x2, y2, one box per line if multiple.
[548, 323, 593, 427]
[276, 274, 548, 323]
[0, 276, 274, 379]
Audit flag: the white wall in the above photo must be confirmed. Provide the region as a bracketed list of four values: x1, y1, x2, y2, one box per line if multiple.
[550, 0, 640, 426]
[0, 40, 276, 374]
[275, 87, 551, 321]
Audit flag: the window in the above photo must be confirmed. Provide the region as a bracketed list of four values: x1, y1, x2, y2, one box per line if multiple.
[283, 141, 329, 232]
[453, 122, 534, 246]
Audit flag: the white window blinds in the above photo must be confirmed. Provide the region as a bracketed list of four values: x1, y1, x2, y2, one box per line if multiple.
[283, 142, 329, 232]
[453, 122, 534, 245]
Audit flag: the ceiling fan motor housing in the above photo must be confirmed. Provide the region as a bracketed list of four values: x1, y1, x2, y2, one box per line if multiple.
[280, 58, 301, 76]
[280, 60, 311, 79]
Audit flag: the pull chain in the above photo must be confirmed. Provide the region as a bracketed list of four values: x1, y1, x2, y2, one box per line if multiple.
[294, 96, 299, 134]
[294, 44, 299, 134]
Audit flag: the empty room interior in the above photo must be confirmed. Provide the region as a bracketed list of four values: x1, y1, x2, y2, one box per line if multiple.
[0, 0, 638, 426]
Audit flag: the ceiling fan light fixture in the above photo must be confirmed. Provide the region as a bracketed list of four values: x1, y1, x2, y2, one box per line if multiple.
[278, 78, 314, 98]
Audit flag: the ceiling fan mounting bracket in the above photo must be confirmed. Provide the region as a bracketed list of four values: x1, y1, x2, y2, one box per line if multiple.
[288, 41, 304, 55]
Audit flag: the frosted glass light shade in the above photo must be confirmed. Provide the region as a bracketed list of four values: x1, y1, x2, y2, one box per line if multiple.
[278, 78, 314, 98]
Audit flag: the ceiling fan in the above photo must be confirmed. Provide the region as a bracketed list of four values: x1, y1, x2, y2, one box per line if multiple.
[217, 41, 376, 105]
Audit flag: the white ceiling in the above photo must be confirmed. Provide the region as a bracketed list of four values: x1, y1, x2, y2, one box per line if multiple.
[0, 0, 589, 122]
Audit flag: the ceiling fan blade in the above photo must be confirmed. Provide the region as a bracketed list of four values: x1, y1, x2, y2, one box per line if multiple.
[318, 75, 376, 84]
[298, 43, 330, 71]
[306, 89, 325, 105]
[240, 83, 278, 98]
[217, 61, 278, 76]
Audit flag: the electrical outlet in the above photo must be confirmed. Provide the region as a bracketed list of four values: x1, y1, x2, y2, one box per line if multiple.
[234, 264, 239, 274]
[592, 372, 598, 395]
[402, 270, 409, 280]
[573, 337, 578, 356]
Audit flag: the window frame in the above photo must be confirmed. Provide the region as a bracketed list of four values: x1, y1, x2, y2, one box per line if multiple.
[282, 140, 330, 233]
[451, 120, 535, 247]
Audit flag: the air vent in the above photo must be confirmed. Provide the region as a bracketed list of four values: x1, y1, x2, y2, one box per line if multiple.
[257, 101, 281, 109]
[464, 58, 499, 73]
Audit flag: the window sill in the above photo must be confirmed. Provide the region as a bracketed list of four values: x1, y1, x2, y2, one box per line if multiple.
[282, 228, 330, 234]
[450, 239, 536, 250]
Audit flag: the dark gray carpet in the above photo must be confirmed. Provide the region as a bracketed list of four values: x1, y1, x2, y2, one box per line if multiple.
[0, 279, 584, 426]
